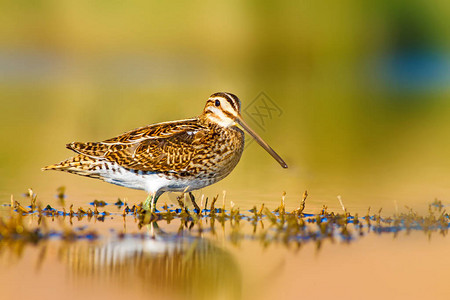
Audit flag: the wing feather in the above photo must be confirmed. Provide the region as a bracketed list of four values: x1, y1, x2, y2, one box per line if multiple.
[67, 118, 209, 173]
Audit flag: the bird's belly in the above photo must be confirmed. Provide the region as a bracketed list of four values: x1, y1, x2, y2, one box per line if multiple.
[98, 165, 215, 193]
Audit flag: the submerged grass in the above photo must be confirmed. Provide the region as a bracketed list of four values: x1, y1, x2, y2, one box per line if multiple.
[1, 188, 449, 251]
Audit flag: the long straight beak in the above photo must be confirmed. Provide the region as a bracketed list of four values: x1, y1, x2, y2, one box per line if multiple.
[236, 116, 288, 168]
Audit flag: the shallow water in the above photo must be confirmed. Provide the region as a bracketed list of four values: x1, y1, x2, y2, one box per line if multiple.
[0, 192, 449, 300]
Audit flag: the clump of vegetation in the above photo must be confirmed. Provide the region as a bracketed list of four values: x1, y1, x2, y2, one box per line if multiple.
[0, 188, 448, 251]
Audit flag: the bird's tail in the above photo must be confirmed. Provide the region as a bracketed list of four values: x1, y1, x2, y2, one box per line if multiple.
[42, 155, 103, 178]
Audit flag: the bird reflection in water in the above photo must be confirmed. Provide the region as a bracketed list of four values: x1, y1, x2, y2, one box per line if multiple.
[60, 222, 242, 300]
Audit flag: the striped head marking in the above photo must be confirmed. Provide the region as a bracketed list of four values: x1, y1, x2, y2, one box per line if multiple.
[201, 92, 288, 169]
[203, 92, 241, 127]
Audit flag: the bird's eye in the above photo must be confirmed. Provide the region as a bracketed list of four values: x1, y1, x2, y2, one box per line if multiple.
[215, 100, 220, 107]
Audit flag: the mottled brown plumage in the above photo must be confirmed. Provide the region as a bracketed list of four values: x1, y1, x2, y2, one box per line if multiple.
[43, 92, 287, 211]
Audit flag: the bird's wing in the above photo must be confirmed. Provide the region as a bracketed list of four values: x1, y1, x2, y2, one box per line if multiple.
[67, 118, 209, 172]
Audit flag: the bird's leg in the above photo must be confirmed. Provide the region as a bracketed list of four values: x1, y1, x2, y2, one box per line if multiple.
[143, 192, 160, 212]
[151, 193, 161, 212]
[143, 193, 154, 211]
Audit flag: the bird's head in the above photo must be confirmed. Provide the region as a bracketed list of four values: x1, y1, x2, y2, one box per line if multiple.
[202, 92, 241, 127]
[202, 92, 288, 168]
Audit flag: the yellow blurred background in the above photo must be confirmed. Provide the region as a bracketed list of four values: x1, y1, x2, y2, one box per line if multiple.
[1, 1, 450, 211]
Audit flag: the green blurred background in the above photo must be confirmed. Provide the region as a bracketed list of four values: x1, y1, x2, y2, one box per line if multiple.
[1, 1, 449, 211]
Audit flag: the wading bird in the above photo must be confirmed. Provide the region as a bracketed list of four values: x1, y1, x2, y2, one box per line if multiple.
[43, 92, 288, 211]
